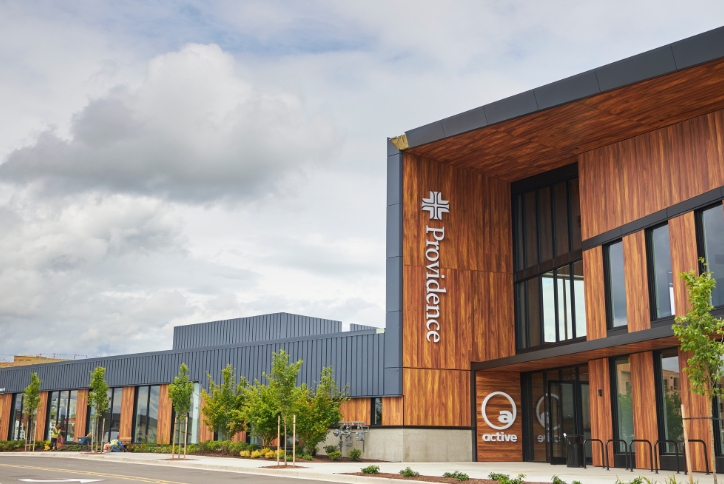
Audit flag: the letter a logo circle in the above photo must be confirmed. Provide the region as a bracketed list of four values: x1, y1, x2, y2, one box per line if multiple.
[481, 391, 517, 431]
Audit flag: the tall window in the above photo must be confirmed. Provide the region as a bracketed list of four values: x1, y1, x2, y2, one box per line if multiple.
[698, 204, 724, 307]
[8, 394, 25, 441]
[513, 167, 584, 351]
[171, 382, 201, 444]
[648, 224, 675, 319]
[134, 386, 160, 443]
[605, 241, 627, 329]
[612, 356, 633, 452]
[46, 390, 78, 441]
[371, 397, 382, 426]
[656, 349, 682, 453]
[100, 388, 123, 442]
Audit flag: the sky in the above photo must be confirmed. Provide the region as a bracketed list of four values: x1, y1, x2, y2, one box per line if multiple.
[0, 1, 722, 361]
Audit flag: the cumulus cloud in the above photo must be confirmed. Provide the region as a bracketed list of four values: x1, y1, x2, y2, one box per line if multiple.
[0, 44, 338, 202]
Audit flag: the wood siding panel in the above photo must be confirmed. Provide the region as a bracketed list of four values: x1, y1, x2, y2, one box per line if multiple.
[339, 398, 371, 424]
[381, 397, 403, 426]
[402, 153, 514, 370]
[0, 393, 11, 440]
[624, 232, 651, 332]
[403, 368, 470, 427]
[630, 352, 658, 469]
[119, 387, 134, 441]
[679, 350, 710, 473]
[589, 359, 612, 467]
[76, 390, 88, 438]
[34, 392, 48, 442]
[580, 110, 724, 239]
[583, 247, 607, 340]
[475, 370, 522, 462]
[157, 384, 172, 444]
[198, 395, 214, 442]
[669, 212, 699, 318]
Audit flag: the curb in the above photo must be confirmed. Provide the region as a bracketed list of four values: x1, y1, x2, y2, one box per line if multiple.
[0, 452, 432, 484]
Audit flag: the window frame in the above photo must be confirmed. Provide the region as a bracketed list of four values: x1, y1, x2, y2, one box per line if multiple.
[609, 356, 633, 455]
[646, 223, 675, 322]
[653, 348, 683, 455]
[370, 397, 382, 426]
[603, 240, 628, 333]
[696, 203, 724, 310]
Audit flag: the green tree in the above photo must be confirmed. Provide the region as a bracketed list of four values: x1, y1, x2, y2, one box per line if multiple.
[240, 381, 280, 446]
[296, 366, 347, 455]
[168, 363, 195, 457]
[200, 364, 247, 440]
[267, 350, 303, 429]
[88, 367, 110, 451]
[673, 263, 724, 484]
[22, 373, 41, 450]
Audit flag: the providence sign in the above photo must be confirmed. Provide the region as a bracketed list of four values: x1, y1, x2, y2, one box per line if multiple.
[421, 191, 449, 343]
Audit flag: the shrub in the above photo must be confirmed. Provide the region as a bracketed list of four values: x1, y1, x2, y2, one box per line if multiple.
[328, 451, 342, 461]
[444, 471, 470, 481]
[250, 450, 263, 459]
[240, 450, 251, 457]
[349, 448, 362, 461]
[324, 445, 338, 454]
[265, 450, 276, 459]
[362, 465, 380, 474]
[489, 473, 525, 484]
[248, 443, 259, 451]
[303, 454, 313, 461]
[572, 481, 582, 484]
[552, 476, 567, 484]
[400, 467, 420, 478]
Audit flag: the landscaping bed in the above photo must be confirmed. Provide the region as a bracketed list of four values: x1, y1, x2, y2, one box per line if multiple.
[346, 475, 548, 484]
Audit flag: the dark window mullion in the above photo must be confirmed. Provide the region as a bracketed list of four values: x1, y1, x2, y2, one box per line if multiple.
[569, 262, 577, 340]
[553, 269, 560, 343]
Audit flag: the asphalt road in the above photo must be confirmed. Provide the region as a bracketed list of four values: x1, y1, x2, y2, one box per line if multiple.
[0, 455, 329, 484]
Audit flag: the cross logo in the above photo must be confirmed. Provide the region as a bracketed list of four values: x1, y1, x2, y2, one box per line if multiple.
[421, 191, 449, 220]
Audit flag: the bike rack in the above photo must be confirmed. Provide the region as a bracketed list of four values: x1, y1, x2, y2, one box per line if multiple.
[583, 438, 606, 469]
[605, 439, 630, 471]
[628, 439, 654, 472]
[653, 440, 682, 474]
[686, 439, 711, 475]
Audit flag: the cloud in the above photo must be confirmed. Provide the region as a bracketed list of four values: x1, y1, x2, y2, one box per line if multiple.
[0, 43, 338, 203]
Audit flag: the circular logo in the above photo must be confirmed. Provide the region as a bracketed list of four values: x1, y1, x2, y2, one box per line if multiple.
[481, 391, 517, 430]
[536, 394, 560, 429]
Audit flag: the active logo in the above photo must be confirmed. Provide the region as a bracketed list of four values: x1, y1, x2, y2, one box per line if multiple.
[421, 191, 449, 220]
[480, 391, 518, 442]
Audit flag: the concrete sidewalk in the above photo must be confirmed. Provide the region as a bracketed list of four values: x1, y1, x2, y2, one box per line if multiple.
[1, 451, 716, 484]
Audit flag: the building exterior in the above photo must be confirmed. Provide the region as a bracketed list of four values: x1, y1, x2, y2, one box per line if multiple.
[3, 25, 724, 467]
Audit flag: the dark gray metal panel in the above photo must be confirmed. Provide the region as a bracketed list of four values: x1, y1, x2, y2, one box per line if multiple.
[383, 367, 402, 395]
[672, 26, 724, 69]
[534, 71, 601, 110]
[483, 90, 539, 125]
[440, 106, 488, 137]
[387, 153, 402, 206]
[386, 257, 402, 313]
[595, 45, 677, 92]
[386, 203, 402, 259]
[405, 120, 446, 149]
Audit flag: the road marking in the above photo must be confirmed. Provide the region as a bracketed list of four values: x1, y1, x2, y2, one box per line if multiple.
[0, 464, 188, 484]
[20, 480, 103, 483]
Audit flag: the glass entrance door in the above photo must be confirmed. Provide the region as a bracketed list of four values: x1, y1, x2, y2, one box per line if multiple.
[548, 381, 576, 464]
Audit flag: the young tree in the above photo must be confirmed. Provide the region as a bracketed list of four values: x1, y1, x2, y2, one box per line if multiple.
[674, 264, 724, 484]
[296, 366, 347, 455]
[267, 350, 302, 428]
[22, 373, 42, 451]
[200, 364, 247, 440]
[88, 367, 110, 452]
[168, 363, 194, 458]
[240, 381, 280, 446]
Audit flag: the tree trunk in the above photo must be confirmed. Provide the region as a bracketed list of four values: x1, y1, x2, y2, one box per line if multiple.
[171, 417, 176, 459]
[184, 418, 188, 460]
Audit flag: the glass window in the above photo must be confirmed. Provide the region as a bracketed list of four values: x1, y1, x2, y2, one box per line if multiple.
[101, 388, 123, 442]
[613, 357, 634, 452]
[699, 205, 724, 307]
[372, 397, 382, 426]
[9, 394, 25, 441]
[539, 187, 553, 262]
[658, 349, 682, 453]
[46, 392, 59, 440]
[570, 180, 582, 251]
[133, 386, 160, 444]
[605, 241, 627, 328]
[553, 182, 570, 256]
[172, 382, 201, 444]
[650, 225, 675, 319]
[524, 191, 539, 268]
[516, 262, 585, 350]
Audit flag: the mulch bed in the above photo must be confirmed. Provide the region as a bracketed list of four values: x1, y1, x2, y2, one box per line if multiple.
[346, 474, 548, 484]
[260, 464, 307, 468]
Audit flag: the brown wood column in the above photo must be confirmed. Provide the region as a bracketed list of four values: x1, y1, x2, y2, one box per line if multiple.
[76, 389, 88, 437]
[403, 368, 470, 427]
[669, 212, 698, 317]
[583, 247, 606, 340]
[34, 392, 49, 442]
[118, 387, 135, 441]
[339, 398, 371, 423]
[623, 232, 651, 332]
[156, 384, 172, 444]
[198, 395, 214, 442]
[475, 370, 522, 462]
[381, 397, 403, 426]
[630, 352, 658, 469]
[679, 350, 710, 472]
[0, 393, 12, 440]
[588, 358, 612, 466]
